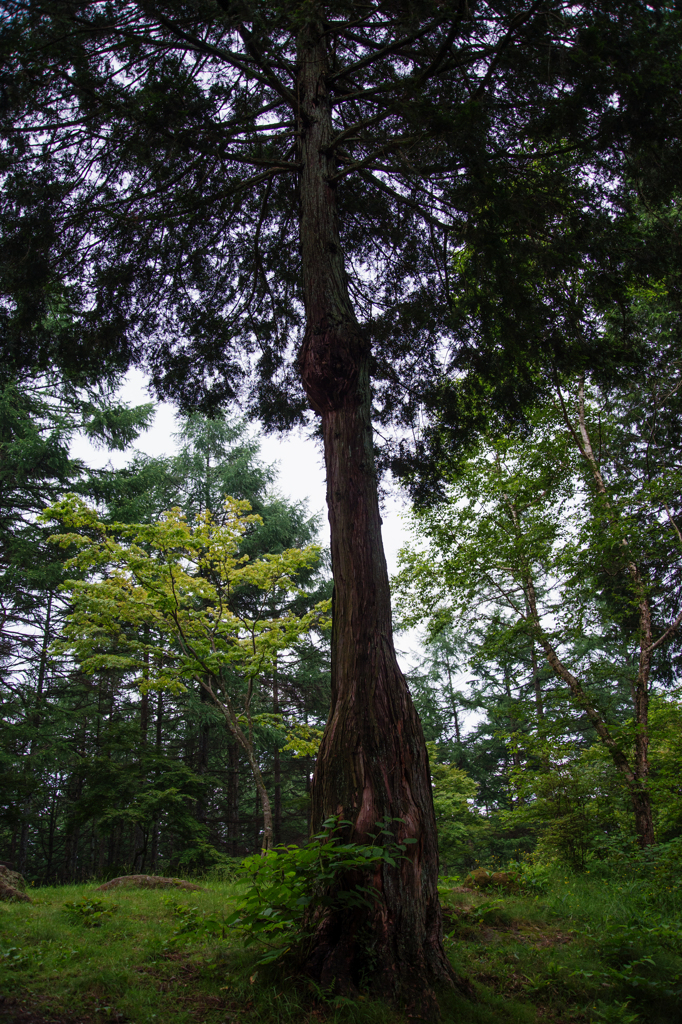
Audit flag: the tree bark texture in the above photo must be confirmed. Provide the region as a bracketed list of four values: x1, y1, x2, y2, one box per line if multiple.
[296, 15, 457, 1015]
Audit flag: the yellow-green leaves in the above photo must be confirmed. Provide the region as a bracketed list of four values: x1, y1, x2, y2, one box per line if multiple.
[45, 496, 331, 694]
[279, 722, 325, 759]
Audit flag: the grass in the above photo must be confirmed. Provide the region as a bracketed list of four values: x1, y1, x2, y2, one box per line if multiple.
[1, 864, 680, 1024]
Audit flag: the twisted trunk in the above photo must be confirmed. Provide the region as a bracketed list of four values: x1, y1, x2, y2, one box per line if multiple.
[296, 14, 457, 1015]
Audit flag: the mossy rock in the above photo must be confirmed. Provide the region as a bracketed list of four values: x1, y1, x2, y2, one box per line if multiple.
[0, 864, 26, 892]
[0, 879, 31, 903]
[464, 868, 494, 888]
[97, 874, 202, 892]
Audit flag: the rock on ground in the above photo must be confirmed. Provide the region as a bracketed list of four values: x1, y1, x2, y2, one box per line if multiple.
[0, 863, 26, 891]
[0, 865, 31, 902]
[96, 874, 202, 892]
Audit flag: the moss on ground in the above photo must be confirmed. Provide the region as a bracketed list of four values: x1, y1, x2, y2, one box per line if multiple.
[0, 867, 679, 1024]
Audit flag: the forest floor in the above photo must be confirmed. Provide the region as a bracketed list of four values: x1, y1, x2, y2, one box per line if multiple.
[1, 865, 680, 1024]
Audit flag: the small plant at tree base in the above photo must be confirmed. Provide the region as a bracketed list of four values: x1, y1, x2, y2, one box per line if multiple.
[225, 816, 417, 966]
[63, 897, 118, 927]
[592, 1000, 640, 1024]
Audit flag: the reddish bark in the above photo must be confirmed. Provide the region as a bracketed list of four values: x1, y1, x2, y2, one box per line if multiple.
[296, 14, 458, 1015]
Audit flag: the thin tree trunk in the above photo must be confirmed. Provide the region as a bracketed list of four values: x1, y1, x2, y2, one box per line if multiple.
[444, 660, 461, 745]
[572, 381, 654, 846]
[150, 824, 159, 873]
[273, 675, 281, 846]
[227, 739, 239, 856]
[18, 802, 30, 874]
[155, 691, 163, 752]
[296, 12, 456, 1013]
[140, 639, 149, 743]
[200, 675, 274, 851]
[253, 785, 260, 853]
[525, 574, 655, 846]
[196, 683, 210, 825]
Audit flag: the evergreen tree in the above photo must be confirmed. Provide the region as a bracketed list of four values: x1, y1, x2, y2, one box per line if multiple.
[1, 406, 331, 880]
[0, 364, 153, 872]
[4, 1, 682, 1003]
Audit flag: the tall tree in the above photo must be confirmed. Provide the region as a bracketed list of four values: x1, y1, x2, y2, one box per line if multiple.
[3, 1, 682, 1008]
[47, 495, 330, 852]
[394, 363, 682, 847]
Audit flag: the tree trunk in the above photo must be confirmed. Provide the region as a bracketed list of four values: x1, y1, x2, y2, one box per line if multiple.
[564, 380, 656, 847]
[296, 13, 457, 1014]
[227, 739, 239, 856]
[273, 676, 282, 846]
[200, 675, 274, 850]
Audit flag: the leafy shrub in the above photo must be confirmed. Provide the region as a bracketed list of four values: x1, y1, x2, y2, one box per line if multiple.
[0, 946, 32, 969]
[164, 899, 226, 940]
[225, 816, 416, 965]
[591, 1000, 641, 1024]
[63, 896, 118, 927]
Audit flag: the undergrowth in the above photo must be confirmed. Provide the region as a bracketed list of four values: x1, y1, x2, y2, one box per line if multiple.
[0, 860, 680, 1024]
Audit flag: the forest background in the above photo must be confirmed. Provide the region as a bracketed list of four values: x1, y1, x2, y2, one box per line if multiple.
[3, 297, 682, 882]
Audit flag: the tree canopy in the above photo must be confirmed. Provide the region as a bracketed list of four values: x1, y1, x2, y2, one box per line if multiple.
[3, 1, 681, 463]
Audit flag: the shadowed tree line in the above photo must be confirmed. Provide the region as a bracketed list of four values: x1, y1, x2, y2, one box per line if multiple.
[0, 384, 331, 881]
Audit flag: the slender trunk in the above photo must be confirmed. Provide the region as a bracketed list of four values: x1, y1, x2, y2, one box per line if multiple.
[573, 380, 654, 846]
[151, 826, 159, 873]
[151, 690, 163, 869]
[529, 642, 544, 723]
[444, 661, 461, 745]
[525, 574, 655, 846]
[227, 739, 239, 856]
[196, 683, 210, 825]
[273, 676, 281, 846]
[528, 640, 550, 773]
[155, 691, 163, 753]
[18, 802, 30, 874]
[253, 785, 260, 853]
[46, 791, 57, 880]
[633, 589, 654, 846]
[140, 638, 149, 744]
[304, 753, 311, 835]
[296, 13, 456, 1013]
[36, 591, 52, 715]
[200, 675, 273, 851]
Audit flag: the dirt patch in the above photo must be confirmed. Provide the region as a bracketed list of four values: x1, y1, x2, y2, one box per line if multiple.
[0, 995, 90, 1023]
[517, 925, 574, 948]
[96, 874, 202, 892]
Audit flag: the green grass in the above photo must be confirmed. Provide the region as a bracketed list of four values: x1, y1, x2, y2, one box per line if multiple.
[1, 866, 680, 1024]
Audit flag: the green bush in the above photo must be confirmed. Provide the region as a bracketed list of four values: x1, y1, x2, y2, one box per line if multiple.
[62, 897, 118, 928]
[225, 816, 416, 965]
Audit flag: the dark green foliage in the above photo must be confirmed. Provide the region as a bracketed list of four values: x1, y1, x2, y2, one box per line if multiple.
[226, 817, 417, 965]
[0, 402, 331, 882]
[62, 896, 118, 928]
[2, 2, 682, 486]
